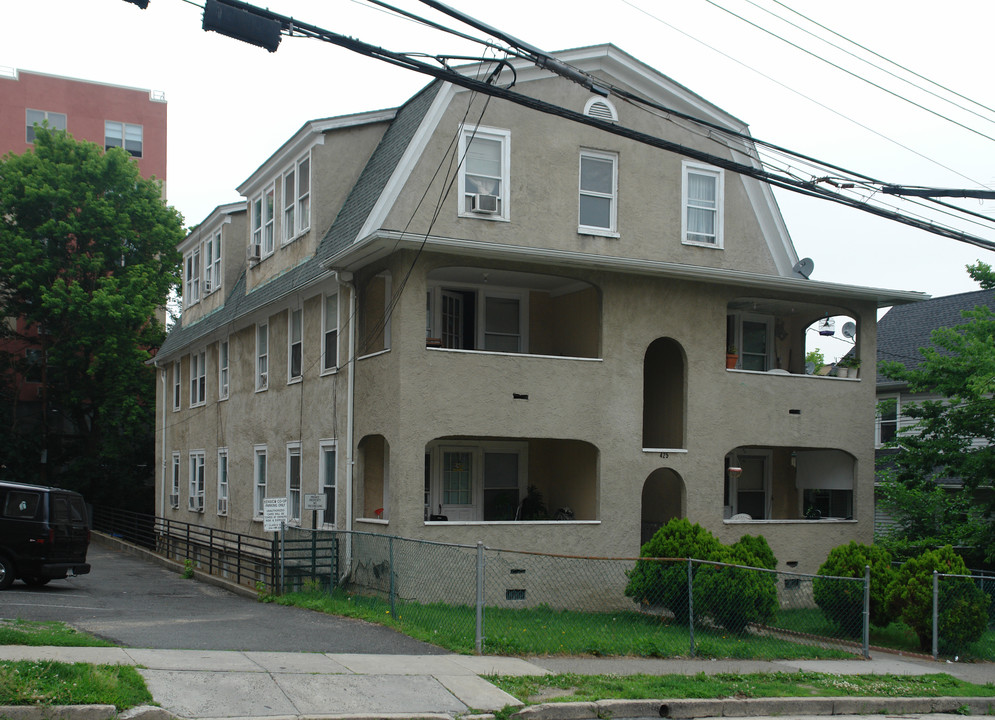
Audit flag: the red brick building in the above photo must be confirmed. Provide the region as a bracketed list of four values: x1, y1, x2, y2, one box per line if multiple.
[0, 67, 167, 467]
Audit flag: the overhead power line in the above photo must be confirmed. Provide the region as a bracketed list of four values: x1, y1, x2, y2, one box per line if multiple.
[132, 0, 995, 252]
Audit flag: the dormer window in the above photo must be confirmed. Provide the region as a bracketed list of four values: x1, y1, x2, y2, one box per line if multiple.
[251, 185, 275, 260]
[283, 154, 311, 243]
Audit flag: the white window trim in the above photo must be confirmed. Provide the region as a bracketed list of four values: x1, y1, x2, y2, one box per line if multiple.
[728, 312, 773, 372]
[876, 394, 900, 448]
[189, 350, 206, 407]
[217, 448, 229, 516]
[681, 160, 724, 249]
[281, 154, 310, 243]
[321, 293, 339, 375]
[426, 283, 529, 354]
[457, 125, 511, 222]
[172, 360, 181, 412]
[170, 452, 181, 509]
[287, 442, 302, 525]
[254, 445, 268, 518]
[578, 149, 619, 237]
[426, 440, 527, 522]
[256, 322, 269, 392]
[105, 120, 143, 158]
[184, 248, 201, 307]
[204, 231, 222, 296]
[26, 109, 67, 142]
[288, 308, 303, 384]
[188, 450, 206, 513]
[319, 439, 337, 528]
[218, 339, 230, 401]
[251, 185, 277, 259]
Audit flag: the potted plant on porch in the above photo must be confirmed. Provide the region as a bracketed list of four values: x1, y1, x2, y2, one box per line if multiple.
[726, 345, 738, 369]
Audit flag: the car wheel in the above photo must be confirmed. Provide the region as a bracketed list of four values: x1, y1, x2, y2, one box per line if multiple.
[24, 576, 52, 587]
[0, 555, 14, 591]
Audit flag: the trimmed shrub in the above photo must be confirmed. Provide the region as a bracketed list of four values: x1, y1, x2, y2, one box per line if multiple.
[624, 518, 724, 624]
[695, 541, 778, 633]
[730, 534, 777, 571]
[886, 545, 989, 653]
[814, 541, 895, 635]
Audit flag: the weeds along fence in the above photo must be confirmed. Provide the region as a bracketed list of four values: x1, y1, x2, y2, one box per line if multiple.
[282, 528, 870, 658]
[934, 571, 995, 660]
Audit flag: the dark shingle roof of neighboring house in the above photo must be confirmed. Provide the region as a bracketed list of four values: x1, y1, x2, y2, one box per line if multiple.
[158, 81, 440, 361]
[877, 288, 995, 383]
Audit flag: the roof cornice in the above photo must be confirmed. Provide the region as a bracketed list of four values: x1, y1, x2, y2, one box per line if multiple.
[324, 231, 927, 308]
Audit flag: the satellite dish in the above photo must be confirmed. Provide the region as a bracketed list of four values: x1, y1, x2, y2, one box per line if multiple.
[792, 257, 814, 279]
[841, 321, 857, 339]
[805, 361, 816, 375]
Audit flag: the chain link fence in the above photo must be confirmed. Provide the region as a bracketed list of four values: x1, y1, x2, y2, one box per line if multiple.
[278, 529, 869, 658]
[934, 571, 995, 660]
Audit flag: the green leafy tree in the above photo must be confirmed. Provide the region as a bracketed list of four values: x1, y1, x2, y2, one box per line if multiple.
[877, 264, 995, 562]
[0, 127, 183, 507]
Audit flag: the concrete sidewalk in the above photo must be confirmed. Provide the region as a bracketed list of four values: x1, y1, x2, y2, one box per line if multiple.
[0, 646, 992, 719]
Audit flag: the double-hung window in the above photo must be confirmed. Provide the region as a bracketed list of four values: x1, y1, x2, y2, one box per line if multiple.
[188, 451, 205, 512]
[254, 445, 267, 517]
[459, 126, 510, 220]
[189, 350, 206, 406]
[26, 109, 67, 143]
[218, 339, 229, 400]
[251, 186, 275, 258]
[105, 121, 143, 158]
[281, 155, 310, 243]
[288, 309, 303, 382]
[217, 448, 229, 516]
[184, 249, 200, 306]
[256, 323, 269, 391]
[287, 443, 302, 524]
[876, 395, 899, 447]
[170, 452, 181, 509]
[578, 150, 617, 235]
[728, 313, 772, 372]
[172, 360, 181, 411]
[283, 168, 296, 243]
[322, 294, 338, 373]
[319, 440, 336, 527]
[204, 232, 221, 294]
[682, 161, 723, 247]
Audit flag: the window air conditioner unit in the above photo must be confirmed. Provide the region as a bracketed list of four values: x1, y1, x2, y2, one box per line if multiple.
[470, 193, 499, 213]
[169, 494, 179, 509]
[189, 496, 204, 512]
[218, 497, 228, 515]
[247, 244, 261, 262]
[258, 372, 267, 388]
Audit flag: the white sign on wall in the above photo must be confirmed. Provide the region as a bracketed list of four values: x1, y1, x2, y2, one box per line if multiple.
[263, 497, 288, 532]
[304, 493, 326, 511]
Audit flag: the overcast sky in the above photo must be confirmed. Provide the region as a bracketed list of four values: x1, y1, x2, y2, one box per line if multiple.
[5, 0, 994, 358]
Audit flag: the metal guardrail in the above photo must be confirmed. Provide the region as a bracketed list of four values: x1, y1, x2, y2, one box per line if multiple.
[91, 506, 276, 591]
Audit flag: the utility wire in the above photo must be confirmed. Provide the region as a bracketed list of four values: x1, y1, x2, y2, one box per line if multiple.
[615, 0, 987, 191]
[741, 0, 995, 134]
[701, 0, 995, 145]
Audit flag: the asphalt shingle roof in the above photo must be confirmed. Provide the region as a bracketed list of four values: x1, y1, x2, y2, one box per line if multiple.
[877, 288, 995, 382]
[158, 81, 441, 361]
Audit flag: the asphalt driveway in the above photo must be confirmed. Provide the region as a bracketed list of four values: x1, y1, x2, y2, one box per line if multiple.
[0, 540, 447, 654]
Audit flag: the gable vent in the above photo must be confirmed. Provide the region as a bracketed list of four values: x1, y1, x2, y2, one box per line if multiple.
[584, 96, 618, 122]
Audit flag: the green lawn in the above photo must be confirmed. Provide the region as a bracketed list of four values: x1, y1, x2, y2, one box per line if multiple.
[278, 588, 856, 659]
[0, 619, 114, 648]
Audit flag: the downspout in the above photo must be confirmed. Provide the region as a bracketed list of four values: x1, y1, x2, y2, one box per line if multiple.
[338, 271, 356, 580]
[159, 364, 167, 517]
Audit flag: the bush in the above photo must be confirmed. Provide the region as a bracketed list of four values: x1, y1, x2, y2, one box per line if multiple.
[814, 541, 895, 635]
[886, 545, 989, 653]
[624, 519, 724, 624]
[696, 541, 778, 633]
[730, 534, 777, 570]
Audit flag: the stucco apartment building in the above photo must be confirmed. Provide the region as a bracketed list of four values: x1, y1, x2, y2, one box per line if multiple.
[156, 45, 922, 575]
[0, 66, 166, 450]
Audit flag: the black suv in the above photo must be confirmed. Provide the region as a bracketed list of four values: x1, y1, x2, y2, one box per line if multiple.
[0, 481, 91, 590]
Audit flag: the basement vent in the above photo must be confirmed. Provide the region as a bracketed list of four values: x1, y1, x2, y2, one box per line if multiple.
[506, 589, 526, 601]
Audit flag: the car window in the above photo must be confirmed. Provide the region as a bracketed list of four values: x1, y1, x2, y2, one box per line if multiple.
[68, 497, 87, 523]
[3, 491, 41, 520]
[52, 496, 70, 522]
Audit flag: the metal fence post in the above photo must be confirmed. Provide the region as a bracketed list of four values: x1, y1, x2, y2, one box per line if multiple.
[688, 558, 696, 658]
[279, 523, 286, 595]
[932, 570, 939, 660]
[475, 541, 485, 655]
[388, 535, 396, 617]
[862, 565, 870, 659]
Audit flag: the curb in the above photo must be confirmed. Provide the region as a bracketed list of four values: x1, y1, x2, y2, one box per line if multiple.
[510, 695, 995, 718]
[0, 706, 172, 720]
